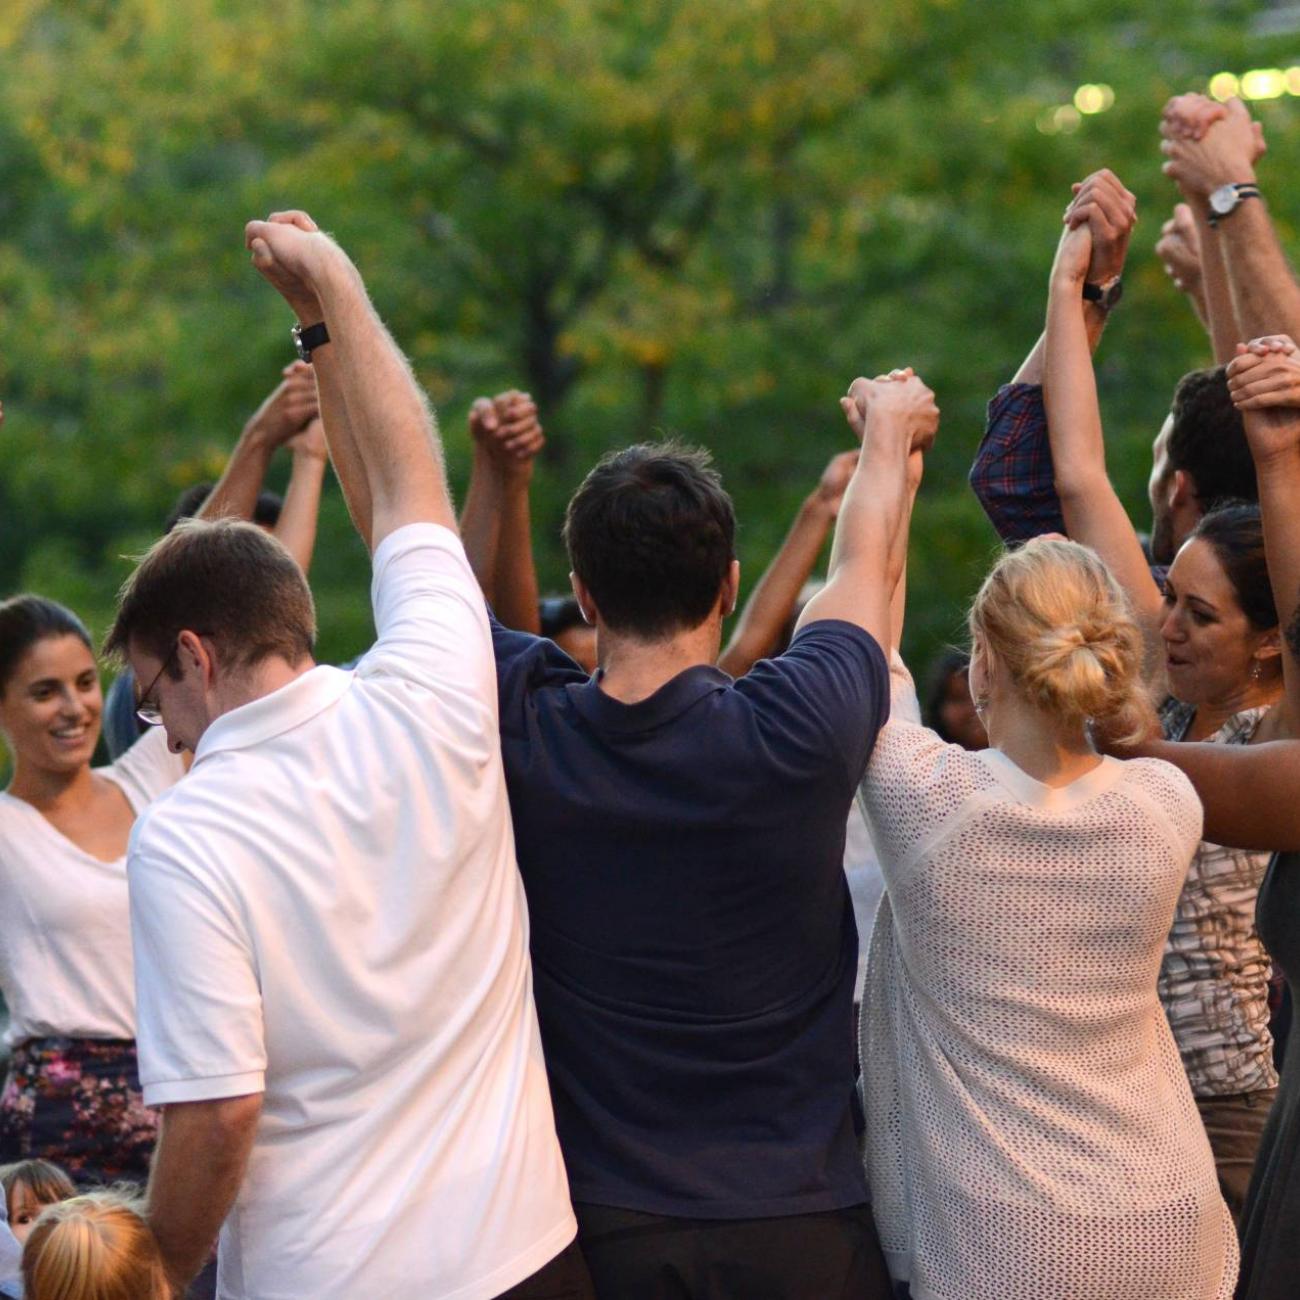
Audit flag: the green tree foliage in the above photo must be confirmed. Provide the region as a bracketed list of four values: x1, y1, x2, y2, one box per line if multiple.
[0, 0, 1289, 682]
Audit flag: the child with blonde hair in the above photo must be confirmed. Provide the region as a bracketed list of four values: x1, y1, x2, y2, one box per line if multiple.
[21, 1191, 168, 1300]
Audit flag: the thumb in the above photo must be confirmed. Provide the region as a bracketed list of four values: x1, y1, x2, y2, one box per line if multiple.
[249, 237, 273, 269]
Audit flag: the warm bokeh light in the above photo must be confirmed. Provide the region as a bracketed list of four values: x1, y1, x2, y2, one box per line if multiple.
[1241, 68, 1286, 100]
[1209, 71, 1240, 101]
[1054, 104, 1082, 133]
[1286, 66, 1300, 96]
[1073, 83, 1115, 115]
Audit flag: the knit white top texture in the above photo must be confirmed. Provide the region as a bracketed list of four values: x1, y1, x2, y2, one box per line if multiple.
[857, 658, 1238, 1300]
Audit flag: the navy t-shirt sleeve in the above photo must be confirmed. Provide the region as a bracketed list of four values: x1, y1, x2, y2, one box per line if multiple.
[488, 606, 589, 738]
[735, 618, 890, 792]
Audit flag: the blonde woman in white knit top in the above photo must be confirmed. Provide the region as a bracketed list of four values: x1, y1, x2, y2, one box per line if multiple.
[857, 537, 1237, 1300]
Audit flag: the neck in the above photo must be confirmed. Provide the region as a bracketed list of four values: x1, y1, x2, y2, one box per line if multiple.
[209, 656, 316, 725]
[986, 693, 1101, 788]
[1184, 675, 1282, 741]
[7, 757, 98, 810]
[596, 622, 721, 705]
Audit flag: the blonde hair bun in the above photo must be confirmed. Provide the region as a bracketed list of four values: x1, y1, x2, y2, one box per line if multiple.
[970, 538, 1153, 745]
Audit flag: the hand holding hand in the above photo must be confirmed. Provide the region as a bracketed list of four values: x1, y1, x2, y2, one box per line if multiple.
[1226, 336, 1300, 462]
[247, 361, 319, 448]
[245, 210, 346, 320]
[1154, 203, 1204, 302]
[843, 369, 939, 455]
[1064, 169, 1136, 283]
[811, 450, 860, 519]
[1050, 221, 1094, 288]
[469, 389, 545, 479]
[1160, 97, 1265, 198]
[286, 416, 328, 463]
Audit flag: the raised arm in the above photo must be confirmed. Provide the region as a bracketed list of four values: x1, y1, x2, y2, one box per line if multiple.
[274, 416, 329, 574]
[795, 370, 937, 649]
[1042, 219, 1164, 657]
[1226, 336, 1300, 730]
[1162, 96, 1300, 344]
[1156, 200, 1239, 366]
[245, 211, 454, 550]
[718, 449, 855, 676]
[196, 362, 317, 524]
[459, 390, 545, 632]
[1010, 170, 1134, 385]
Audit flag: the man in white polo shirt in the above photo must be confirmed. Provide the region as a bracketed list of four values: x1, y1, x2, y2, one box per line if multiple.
[104, 212, 586, 1300]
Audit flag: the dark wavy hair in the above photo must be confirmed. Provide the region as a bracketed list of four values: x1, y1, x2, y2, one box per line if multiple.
[1168, 368, 1257, 510]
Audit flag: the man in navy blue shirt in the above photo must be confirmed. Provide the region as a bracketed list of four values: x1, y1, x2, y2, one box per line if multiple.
[471, 371, 937, 1297]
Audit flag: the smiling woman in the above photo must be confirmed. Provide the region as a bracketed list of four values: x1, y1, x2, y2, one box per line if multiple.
[0, 595, 185, 1188]
[1157, 503, 1283, 1221]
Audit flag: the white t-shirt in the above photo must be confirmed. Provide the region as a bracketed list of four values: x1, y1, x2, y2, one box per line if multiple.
[128, 524, 575, 1300]
[0, 726, 182, 1045]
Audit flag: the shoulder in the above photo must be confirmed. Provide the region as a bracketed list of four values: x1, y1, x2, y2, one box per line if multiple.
[743, 619, 887, 692]
[1114, 755, 1203, 844]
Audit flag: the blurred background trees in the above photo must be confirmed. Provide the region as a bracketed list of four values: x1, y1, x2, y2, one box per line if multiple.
[0, 0, 1289, 694]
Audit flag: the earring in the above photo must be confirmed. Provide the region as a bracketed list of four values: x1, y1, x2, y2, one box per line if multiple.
[973, 692, 990, 722]
[1251, 660, 1263, 682]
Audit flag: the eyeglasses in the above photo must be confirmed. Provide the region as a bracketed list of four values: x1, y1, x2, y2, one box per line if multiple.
[135, 643, 179, 727]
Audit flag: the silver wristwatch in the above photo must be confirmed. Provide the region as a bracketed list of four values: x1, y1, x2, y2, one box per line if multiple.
[1208, 182, 1261, 227]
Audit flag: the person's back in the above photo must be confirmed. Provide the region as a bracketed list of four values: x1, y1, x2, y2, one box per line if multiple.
[110, 215, 583, 1300]
[131, 527, 571, 1294]
[497, 620, 881, 1212]
[860, 537, 1236, 1300]
[486, 374, 938, 1297]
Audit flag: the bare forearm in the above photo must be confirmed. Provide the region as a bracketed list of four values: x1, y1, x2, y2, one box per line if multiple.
[1044, 277, 1164, 641]
[314, 262, 454, 546]
[1193, 204, 1241, 364]
[492, 473, 541, 634]
[1011, 305, 1109, 386]
[459, 450, 504, 607]
[146, 1097, 261, 1293]
[276, 453, 327, 574]
[1256, 448, 1300, 722]
[796, 442, 906, 647]
[1128, 737, 1300, 850]
[196, 427, 274, 523]
[720, 495, 832, 676]
[1221, 201, 1300, 343]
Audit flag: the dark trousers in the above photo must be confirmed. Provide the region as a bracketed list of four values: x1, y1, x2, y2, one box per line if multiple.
[1197, 1088, 1278, 1225]
[574, 1202, 891, 1300]
[497, 1239, 596, 1299]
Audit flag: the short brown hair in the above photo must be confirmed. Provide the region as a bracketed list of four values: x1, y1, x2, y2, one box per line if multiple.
[104, 518, 315, 673]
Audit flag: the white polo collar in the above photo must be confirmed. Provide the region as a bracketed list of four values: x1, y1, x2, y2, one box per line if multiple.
[193, 665, 354, 765]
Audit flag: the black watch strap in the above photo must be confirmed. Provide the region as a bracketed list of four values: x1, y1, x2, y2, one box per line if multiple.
[1082, 276, 1123, 312]
[292, 321, 330, 363]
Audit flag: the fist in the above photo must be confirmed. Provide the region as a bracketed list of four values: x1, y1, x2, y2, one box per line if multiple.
[843, 369, 939, 455]
[1226, 336, 1300, 409]
[469, 389, 545, 476]
[286, 416, 328, 462]
[248, 360, 319, 447]
[1051, 221, 1094, 287]
[1226, 336, 1300, 461]
[245, 211, 344, 317]
[1063, 169, 1136, 283]
[813, 450, 860, 518]
[1160, 97, 1265, 198]
[1154, 203, 1203, 298]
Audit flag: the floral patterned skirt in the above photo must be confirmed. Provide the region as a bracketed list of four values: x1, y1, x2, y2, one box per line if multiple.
[0, 1036, 158, 1186]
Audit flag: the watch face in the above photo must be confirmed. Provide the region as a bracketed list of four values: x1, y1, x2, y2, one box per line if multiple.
[1210, 183, 1238, 216]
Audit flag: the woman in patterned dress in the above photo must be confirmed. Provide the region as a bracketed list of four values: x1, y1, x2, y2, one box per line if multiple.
[0, 595, 184, 1185]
